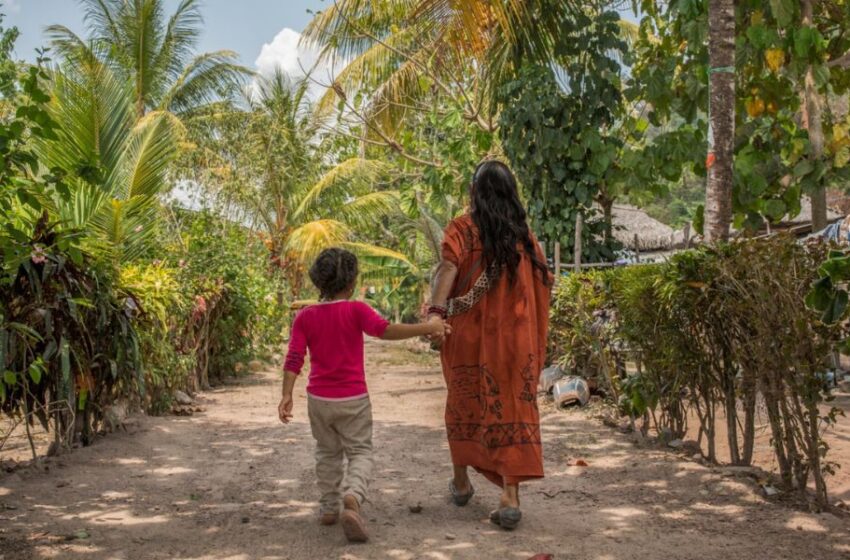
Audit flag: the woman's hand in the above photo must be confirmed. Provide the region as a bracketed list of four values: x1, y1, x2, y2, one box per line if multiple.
[427, 315, 451, 345]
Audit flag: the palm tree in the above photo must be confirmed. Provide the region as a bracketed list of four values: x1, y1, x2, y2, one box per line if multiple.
[704, 0, 735, 242]
[183, 71, 407, 298]
[47, 0, 251, 119]
[303, 0, 584, 143]
[35, 56, 181, 263]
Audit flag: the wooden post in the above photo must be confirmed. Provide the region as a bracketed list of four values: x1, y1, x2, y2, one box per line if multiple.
[554, 242, 561, 283]
[683, 222, 691, 248]
[574, 214, 583, 271]
[634, 233, 641, 263]
[539, 240, 547, 260]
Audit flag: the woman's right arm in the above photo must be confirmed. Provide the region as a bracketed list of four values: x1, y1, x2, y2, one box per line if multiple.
[430, 259, 458, 309]
[428, 259, 458, 344]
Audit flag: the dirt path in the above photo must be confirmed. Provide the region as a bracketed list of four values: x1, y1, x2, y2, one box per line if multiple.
[2, 341, 849, 560]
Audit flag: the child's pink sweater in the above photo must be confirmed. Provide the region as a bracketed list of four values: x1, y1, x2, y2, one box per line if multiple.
[284, 300, 389, 400]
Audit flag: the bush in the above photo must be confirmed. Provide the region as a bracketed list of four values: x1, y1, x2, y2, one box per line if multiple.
[172, 211, 286, 386]
[1, 219, 141, 451]
[119, 263, 195, 414]
[550, 236, 843, 508]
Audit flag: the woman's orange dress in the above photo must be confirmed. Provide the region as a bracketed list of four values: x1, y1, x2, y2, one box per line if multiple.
[440, 214, 552, 487]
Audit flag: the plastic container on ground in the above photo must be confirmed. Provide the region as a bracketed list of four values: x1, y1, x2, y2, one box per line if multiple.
[552, 376, 590, 408]
[540, 365, 565, 394]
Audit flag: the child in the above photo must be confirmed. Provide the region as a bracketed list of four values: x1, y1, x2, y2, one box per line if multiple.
[278, 248, 448, 543]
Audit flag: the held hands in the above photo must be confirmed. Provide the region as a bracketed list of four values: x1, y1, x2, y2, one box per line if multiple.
[426, 315, 451, 344]
[278, 393, 294, 424]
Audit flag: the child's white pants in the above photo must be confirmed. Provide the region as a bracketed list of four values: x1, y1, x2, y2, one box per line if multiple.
[307, 395, 373, 513]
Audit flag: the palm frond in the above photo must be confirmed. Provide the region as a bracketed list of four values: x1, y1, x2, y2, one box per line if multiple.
[302, 0, 419, 59]
[158, 0, 203, 81]
[40, 61, 133, 182]
[335, 191, 400, 231]
[343, 242, 416, 269]
[79, 0, 123, 45]
[109, 0, 167, 111]
[315, 26, 418, 117]
[44, 25, 105, 66]
[361, 57, 426, 139]
[286, 219, 352, 263]
[89, 195, 162, 262]
[291, 158, 389, 220]
[112, 110, 182, 200]
[162, 50, 253, 115]
[347, 242, 419, 284]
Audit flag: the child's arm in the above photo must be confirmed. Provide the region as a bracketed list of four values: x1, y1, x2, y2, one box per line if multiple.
[279, 315, 306, 424]
[279, 370, 297, 423]
[380, 316, 448, 341]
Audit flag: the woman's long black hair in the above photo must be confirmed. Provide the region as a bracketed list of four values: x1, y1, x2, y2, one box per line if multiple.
[470, 160, 549, 285]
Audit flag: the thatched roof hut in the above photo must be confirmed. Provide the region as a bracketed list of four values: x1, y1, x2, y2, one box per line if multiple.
[604, 197, 845, 254]
[610, 204, 687, 251]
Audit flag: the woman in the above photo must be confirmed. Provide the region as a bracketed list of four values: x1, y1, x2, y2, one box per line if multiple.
[427, 160, 552, 531]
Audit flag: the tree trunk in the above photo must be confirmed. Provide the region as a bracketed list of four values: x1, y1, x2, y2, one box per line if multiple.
[802, 0, 828, 232]
[741, 376, 756, 465]
[704, 0, 736, 242]
[724, 383, 741, 464]
[601, 195, 614, 246]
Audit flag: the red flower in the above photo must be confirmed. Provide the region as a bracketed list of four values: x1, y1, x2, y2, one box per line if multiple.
[30, 245, 47, 265]
[191, 295, 207, 322]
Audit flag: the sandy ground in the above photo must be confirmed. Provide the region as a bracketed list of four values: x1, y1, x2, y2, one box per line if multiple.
[1, 340, 849, 560]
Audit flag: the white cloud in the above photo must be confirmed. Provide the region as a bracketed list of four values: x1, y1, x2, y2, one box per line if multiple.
[3, 0, 21, 14]
[254, 28, 339, 101]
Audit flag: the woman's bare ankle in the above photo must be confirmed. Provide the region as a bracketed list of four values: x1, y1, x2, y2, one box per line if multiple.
[500, 484, 520, 508]
[452, 467, 471, 493]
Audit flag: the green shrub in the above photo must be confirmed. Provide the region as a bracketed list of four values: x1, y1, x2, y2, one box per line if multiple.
[550, 236, 843, 508]
[549, 269, 612, 377]
[120, 263, 194, 414]
[1, 219, 141, 450]
[175, 211, 286, 386]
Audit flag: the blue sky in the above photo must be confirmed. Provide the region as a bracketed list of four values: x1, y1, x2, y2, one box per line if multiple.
[3, 0, 328, 68]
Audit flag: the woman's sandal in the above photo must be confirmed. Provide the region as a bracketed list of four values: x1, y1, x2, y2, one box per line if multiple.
[449, 480, 475, 507]
[489, 507, 522, 531]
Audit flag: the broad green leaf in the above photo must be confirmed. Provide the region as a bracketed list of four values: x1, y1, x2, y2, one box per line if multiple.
[60, 337, 70, 386]
[822, 290, 849, 324]
[769, 0, 794, 27]
[78, 388, 88, 411]
[29, 361, 42, 384]
[806, 277, 834, 312]
[763, 199, 786, 221]
[820, 256, 850, 280]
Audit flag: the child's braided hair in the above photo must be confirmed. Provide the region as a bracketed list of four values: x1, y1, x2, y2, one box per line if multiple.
[309, 248, 359, 301]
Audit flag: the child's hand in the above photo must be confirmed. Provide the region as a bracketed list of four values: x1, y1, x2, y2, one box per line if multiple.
[427, 316, 451, 338]
[278, 394, 294, 424]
